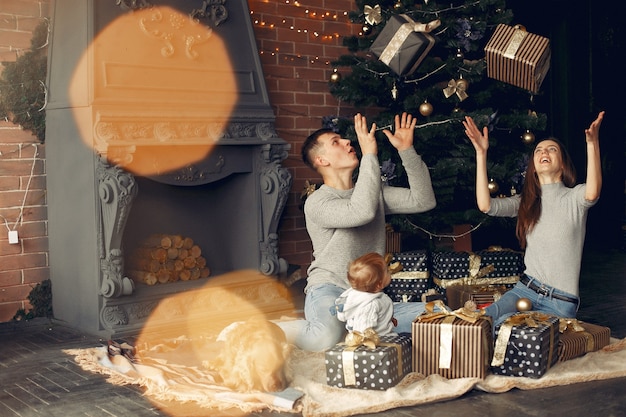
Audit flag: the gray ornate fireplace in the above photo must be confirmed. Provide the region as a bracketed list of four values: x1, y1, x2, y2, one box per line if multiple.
[46, 0, 292, 337]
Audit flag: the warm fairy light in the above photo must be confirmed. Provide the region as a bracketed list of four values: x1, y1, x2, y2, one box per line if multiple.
[249, 1, 358, 66]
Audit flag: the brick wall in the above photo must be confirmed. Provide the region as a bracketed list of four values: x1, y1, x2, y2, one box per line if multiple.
[0, 0, 50, 322]
[248, 0, 361, 273]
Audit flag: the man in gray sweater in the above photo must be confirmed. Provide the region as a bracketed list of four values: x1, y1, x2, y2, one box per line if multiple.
[277, 112, 436, 351]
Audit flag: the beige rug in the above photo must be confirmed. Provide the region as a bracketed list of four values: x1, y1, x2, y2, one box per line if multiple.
[65, 336, 626, 417]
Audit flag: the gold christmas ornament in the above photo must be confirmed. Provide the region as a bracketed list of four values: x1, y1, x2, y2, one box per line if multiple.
[419, 100, 433, 117]
[393, 0, 403, 11]
[488, 178, 499, 194]
[364, 4, 382, 25]
[329, 68, 341, 83]
[362, 24, 371, 34]
[521, 129, 535, 144]
[516, 297, 533, 312]
[455, 48, 465, 60]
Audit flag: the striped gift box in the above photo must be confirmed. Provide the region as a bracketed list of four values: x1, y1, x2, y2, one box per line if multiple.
[557, 320, 611, 362]
[412, 314, 492, 379]
[484, 24, 551, 93]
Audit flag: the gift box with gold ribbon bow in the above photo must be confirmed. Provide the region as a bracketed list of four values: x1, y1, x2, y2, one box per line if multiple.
[557, 318, 611, 362]
[484, 23, 551, 93]
[325, 330, 412, 390]
[385, 250, 431, 303]
[431, 249, 523, 289]
[491, 312, 560, 378]
[370, 15, 440, 76]
[412, 300, 493, 379]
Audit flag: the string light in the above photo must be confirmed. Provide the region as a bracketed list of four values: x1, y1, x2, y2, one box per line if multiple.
[405, 218, 485, 241]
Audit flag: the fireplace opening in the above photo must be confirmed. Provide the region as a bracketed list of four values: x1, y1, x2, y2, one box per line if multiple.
[123, 171, 259, 284]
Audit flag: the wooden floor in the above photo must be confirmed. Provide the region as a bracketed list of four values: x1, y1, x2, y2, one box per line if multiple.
[1, 247, 625, 417]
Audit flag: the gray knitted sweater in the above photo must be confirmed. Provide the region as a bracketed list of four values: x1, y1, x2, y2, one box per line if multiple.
[304, 148, 436, 292]
[487, 182, 598, 296]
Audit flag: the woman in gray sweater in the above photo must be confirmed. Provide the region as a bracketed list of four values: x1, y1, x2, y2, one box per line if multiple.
[462, 111, 604, 326]
[277, 112, 436, 351]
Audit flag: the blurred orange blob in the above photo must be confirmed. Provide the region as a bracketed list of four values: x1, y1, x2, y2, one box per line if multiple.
[69, 5, 237, 176]
[136, 269, 296, 363]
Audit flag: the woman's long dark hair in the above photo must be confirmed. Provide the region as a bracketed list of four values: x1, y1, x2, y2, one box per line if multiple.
[516, 137, 577, 248]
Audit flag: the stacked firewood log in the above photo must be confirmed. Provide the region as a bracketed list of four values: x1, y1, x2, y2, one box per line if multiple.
[127, 234, 211, 285]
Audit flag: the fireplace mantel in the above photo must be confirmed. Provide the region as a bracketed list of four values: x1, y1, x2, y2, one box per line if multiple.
[46, 0, 292, 337]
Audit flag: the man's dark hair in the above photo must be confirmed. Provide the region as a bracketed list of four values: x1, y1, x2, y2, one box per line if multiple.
[301, 128, 334, 170]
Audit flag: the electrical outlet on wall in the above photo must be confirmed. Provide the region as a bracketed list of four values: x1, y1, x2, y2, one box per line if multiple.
[8, 230, 18, 244]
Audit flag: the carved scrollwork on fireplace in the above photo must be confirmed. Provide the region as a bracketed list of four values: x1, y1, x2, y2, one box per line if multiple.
[96, 157, 138, 298]
[258, 143, 292, 275]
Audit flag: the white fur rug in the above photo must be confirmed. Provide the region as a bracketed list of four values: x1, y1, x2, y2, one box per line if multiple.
[65, 336, 626, 417]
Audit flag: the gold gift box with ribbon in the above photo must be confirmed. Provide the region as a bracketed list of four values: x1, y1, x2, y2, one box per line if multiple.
[557, 319, 611, 362]
[484, 23, 551, 93]
[370, 15, 440, 76]
[325, 331, 412, 390]
[412, 300, 493, 379]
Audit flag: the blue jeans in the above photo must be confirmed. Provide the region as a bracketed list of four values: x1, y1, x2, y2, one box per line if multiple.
[484, 275, 580, 329]
[276, 283, 426, 351]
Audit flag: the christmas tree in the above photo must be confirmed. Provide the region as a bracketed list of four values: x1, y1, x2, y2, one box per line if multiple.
[326, 0, 549, 249]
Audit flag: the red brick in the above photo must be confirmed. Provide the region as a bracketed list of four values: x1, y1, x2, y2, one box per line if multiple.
[17, 15, 47, 31]
[0, 253, 47, 271]
[0, 240, 23, 256]
[0, 14, 18, 30]
[0, 30, 32, 49]
[22, 266, 48, 284]
[0, 176, 20, 191]
[0, 301, 23, 322]
[22, 236, 48, 253]
[248, 0, 278, 14]
[0, 270, 22, 286]
[0, 189, 45, 207]
[0, 283, 32, 303]
[0, 0, 43, 16]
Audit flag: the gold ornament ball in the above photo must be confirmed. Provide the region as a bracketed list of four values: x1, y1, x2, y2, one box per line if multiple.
[521, 129, 535, 144]
[394, 0, 403, 11]
[329, 69, 341, 83]
[488, 178, 499, 194]
[419, 101, 433, 117]
[516, 297, 533, 312]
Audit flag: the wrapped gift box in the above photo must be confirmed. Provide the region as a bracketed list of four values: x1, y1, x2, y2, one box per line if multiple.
[446, 284, 511, 310]
[484, 23, 551, 93]
[557, 319, 611, 362]
[370, 15, 439, 76]
[412, 303, 493, 379]
[325, 334, 412, 390]
[491, 312, 560, 378]
[385, 250, 431, 303]
[432, 249, 523, 290]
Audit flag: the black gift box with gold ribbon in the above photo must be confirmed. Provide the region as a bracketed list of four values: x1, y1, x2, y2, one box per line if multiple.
[385, 250, 431, 303]
[370, 15, 439, 76]
[491, 312, 560, 378]
[325, 333, 412, 390]
[431, 249, 523, 289]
